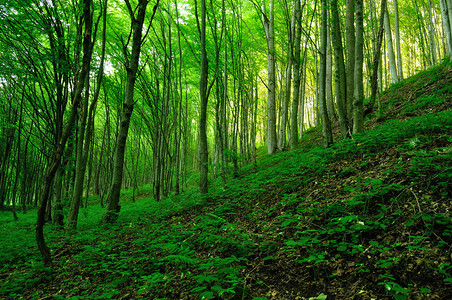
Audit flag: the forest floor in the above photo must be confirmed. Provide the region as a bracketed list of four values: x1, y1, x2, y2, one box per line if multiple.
[1, 60, 451, 299]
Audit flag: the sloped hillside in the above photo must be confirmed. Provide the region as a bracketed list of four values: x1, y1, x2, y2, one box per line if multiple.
[1, 61, 451, 299]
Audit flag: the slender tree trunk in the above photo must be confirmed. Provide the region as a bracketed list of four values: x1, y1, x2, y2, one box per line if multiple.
[427, 0, 438, 65]
[440, 0, 452, 56]
[346, 0, 355, 128]
[263, 0, 277, 154]
[290, 0, 302, 149]
[279, 55, 292, 151]
[175, 0, 183, 194]
[393, 0, 403, 80]
[319, 0, 333, 148]
[384, 8, 399, 83]
[101, 0, 158, 223]
[36, 0, 93, 265]
[68, 0, 106, 229]
[197, 0, 209, 194]
[369, 0, 388, 111]
[448, 0, 452, 47]
[330, 0, 348, 138]
[326, 21, 335, 122]
[353, 0, 364, 133]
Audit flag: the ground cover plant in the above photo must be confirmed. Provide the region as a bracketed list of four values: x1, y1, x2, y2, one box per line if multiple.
[0, 62, 451, 299]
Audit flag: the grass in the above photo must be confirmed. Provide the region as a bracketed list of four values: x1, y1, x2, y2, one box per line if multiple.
[0, 60, 451, 299]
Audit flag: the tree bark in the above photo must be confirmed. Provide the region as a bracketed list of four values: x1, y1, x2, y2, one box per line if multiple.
[279, 55, 292, 151]
[369, 0, 388, 111]
[427, 0, 438, 65]
[319, 0, 333, 148]
[197, 0, 209, 194]
[384, 8, 399, 83]
[393, 0, 403, 80]
[330, 0, 348, 138]
[440, 0, 452, 56]
[326, 21, 335, 122]
[262, 0, 277, 154]
[345, 0, 355, 127]
[290, 0, 302, 149]
[353, 0, 364, 133]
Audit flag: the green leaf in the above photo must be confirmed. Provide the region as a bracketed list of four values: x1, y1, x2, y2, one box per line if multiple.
[369, 240, 379, 247]
[200, 291, 214, 300]
[337, 245, 347, 251]
[392, 209, 403, 215]
[405, 219, 415, 226]
[308, 293, 327, 300]
[419, 288, 431, 293]
[262, 256, 279, 261]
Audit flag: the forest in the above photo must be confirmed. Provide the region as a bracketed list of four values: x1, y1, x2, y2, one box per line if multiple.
[0, 0, 451, 298]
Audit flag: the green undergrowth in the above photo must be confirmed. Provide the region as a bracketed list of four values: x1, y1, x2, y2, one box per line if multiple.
[1, 62, 451, 299]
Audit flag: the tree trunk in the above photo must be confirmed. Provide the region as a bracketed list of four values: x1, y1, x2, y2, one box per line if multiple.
[290, 0, 302, 149]
[345, 0, 355, 128]
[330, 0, 348, 138]
[384, 8, 399, 83]
[353, 0, 364, 133]
[68, 0, 106, 229]
[319, 0, 333, 148]
[36, 0, 93, 265]
[326, 21, 335, 122]
[369, 0, 388, 111]
[393, 0, 403, 80]
[197, 0, 209, 194]
[427, 0, 438, 65]
[448, 0, 452, 49]
[440, 0, 452, 56]
[263, 0, 277, 154]
[101, 0, 157, 223]
[279, 56, 292, 151]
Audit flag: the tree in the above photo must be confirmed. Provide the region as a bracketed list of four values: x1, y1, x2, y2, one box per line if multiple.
[101, 0, 159, 224]
[261, 0, 277, 154]
[440, 0, 452, 56]
[427, 0, 438, 65]
[290, 0, 303, 149]
[353, 0, 364, 133]
[196, 0, 209, 194]
[345, 0, 355, 129]
[36, 0, 94, 266]
[319, 0, 333, 148]
[384, 6, 399, 83]
[369, 0, 388, 112]
[330, 0, 348, 138]
[67, 0, 108, 230]
[393, 0, 403, 80]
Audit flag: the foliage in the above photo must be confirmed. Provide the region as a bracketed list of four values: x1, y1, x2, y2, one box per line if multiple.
[1, 63, 452, 298]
